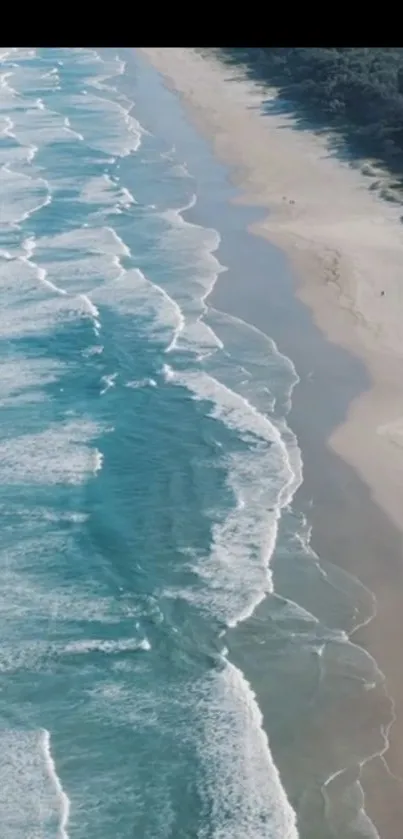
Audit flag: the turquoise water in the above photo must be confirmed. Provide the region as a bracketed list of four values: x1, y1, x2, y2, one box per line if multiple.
[0, 47, 394, 838]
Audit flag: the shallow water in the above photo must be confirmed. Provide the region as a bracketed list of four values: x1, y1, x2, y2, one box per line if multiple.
[0, 47, 392, 838]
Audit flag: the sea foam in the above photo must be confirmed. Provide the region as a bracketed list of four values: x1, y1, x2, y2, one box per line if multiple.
[0, 729, 69, 837]
[195, 660, 298, 839]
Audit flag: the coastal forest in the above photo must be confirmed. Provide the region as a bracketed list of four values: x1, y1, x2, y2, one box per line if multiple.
[210, 48, 403, 182]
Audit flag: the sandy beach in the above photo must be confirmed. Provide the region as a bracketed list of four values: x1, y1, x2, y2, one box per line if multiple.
[139, 47, 403, 837]
[139, 47, 403, 532]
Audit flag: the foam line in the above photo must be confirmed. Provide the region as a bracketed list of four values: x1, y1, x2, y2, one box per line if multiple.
[41, 729, 70, 839]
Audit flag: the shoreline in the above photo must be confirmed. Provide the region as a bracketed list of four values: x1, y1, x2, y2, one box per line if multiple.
[139, 47, 403, 537]
[138, 48, 403, 837]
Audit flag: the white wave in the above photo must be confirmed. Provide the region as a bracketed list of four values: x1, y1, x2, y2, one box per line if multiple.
[63, 115, 83, 141]
[21, 236, 67, 296]
[0, 48, 17, 61]
[84, 344, 104, 357]
[0, 250, 46, 295]
[89, 67, 126, 96]
[153, 197, 226, 357]
[152, 276, 185, 352]
[80, 293, 100, 323]
[322, 773, 380, 839]
[93, 448, 104, 474]
[11, 48, 37, 61]
[0, 420, 103, 485]
[7, 105, 85, 148]
[120, 187, 136, 207]
[164, 365, 291, 449]
[37, 508, 89, 525]
[100, 372, 118, 394]
[91, 267, 184, 341]
[42, 729, 70, 839]
[0, 74, 18, 110]
[30, 226, 129, 300]
[78, 173, 136, 210]
[64, 90, 142, 156]
[28, 250, 118, 296]
[63, 637, 151, 655]
[0, 503, 88, 530]
[6, 64, 62, 95]
[0, 140, 38, 168]
[69, 47, 124, 78]
[125, 377, 157, 389]
[162, 362, 175, 381]
[26, 143, 38, 163]
[163, 364, 301, 626]
[195, 660, 298, 839]
[0, 114, 15, 137]
[160, 143, 176, 161]
[0, 566, 141, 631]
[170, 161, 191, 178]
[0, 251, 108, 338]
[0, 358, 63, 406]
[0, 165, 51, 224]
[0, 70, 17, 96]
[41, 67, 60, 83]
[37, 224, 130, 257]
[0, 729, 68, 838]
[205, 306, 299, 415]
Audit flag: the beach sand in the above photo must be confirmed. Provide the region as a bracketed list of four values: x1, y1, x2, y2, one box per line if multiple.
[139, 48, 403, 837]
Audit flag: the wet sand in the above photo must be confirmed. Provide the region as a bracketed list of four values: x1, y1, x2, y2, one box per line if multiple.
[203, 191, 403, 839]
[138, 48, 403, 838]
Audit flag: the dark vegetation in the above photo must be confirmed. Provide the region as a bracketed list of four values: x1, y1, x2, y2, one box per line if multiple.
[208, 48, 403, 186]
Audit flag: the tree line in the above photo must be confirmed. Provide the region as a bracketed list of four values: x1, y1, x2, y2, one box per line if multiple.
[208, 48, 403, 182]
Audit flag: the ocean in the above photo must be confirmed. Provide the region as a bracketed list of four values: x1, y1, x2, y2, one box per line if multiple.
[0, 46, 394, 838]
